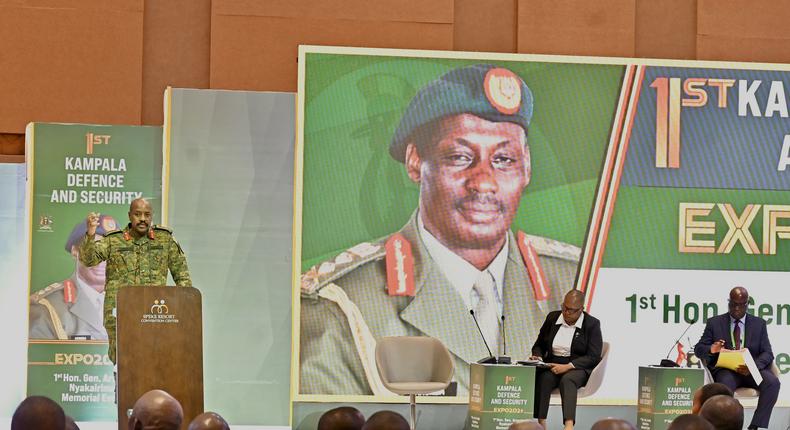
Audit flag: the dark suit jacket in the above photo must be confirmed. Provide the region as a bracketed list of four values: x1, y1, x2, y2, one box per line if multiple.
[531, 311, 603, 375]
[694, 313, 774, 372]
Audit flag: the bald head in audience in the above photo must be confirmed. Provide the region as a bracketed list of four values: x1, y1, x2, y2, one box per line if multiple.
[128, 389, 184, 430]
[11, 396, 66, 430]
[699, 395, 743, 430]
[361, 411, 409, 430]
[668, 414, 714, 430]
[691, 383, 733, 415]
[188, 411, 230, 430]
[318, 406, 365, 430]
[508, 421, 545, 430]
[590, 418, 637, 430]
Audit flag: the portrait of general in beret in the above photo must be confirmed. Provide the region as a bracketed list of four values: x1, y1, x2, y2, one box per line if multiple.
[296, 55, 624, 397]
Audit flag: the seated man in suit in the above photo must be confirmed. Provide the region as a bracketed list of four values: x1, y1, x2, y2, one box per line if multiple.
[530, 290, 603, 430]
[694, 287, 780, 430]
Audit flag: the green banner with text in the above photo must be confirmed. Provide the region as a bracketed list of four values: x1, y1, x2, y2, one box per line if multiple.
[466, 363, 535, 430]
[637, 367, 704, 430]
[26, 123, 162, 421]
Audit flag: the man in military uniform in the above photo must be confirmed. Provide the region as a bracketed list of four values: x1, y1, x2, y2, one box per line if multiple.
[79, 197, 191, 363]
[29, 215, 118, 340]
[300, 64, 581, 395]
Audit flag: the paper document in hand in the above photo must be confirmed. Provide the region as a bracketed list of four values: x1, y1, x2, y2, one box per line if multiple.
[716, 349, 763, 385]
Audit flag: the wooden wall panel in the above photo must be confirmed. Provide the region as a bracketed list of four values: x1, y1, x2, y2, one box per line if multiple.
[0, 134, 24, 157]
[142, 0, 211, 125]
[0, 0, 144, 133]
[454, 0, 517, 53]
[210, 0, 454, 92]
[517, 0, 636, 57]
[636, 0, 696, 60]
[697, 0, 790, 63]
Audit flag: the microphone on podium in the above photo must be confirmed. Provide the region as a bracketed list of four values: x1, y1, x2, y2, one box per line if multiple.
[659, 318, 697, 367]
[498, 315, 511, 364]
[470, 310, 497, 364]
[470, 310, 512, 364]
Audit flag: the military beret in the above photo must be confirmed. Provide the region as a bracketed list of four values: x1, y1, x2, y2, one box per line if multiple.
[389, 64, 534, 162]
[65, 214, 118, 252]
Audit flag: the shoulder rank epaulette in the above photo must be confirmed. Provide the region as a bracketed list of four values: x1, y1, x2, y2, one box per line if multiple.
[29, 281, 70, 340]
[153, 225, 172, 233]
[103, 229, 122, 237]
[301, 241, 386, 297]
[517, 231, 581, 302]
[384, 233, 415, 297]
[521, 232, 581, 262]
[30, 281, 65, 304]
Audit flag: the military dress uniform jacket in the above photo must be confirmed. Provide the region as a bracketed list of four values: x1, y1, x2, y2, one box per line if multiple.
[299, 212, 580, 396]
[79, 224, 192, 363]
[29, 276, 108, 341]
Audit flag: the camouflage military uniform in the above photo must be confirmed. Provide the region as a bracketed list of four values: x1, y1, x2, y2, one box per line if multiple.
[79, 224, 191, 363]
[299, 212, 579, 395]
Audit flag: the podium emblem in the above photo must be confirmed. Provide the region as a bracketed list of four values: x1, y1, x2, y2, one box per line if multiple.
[151, 299, 170, 314]
[141, 298, 179, 324]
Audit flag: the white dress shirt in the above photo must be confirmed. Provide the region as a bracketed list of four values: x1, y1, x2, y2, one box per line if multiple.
[417, 213, 508, 314]
[552, 312, 585, 357]
[74, 273, 106, 330]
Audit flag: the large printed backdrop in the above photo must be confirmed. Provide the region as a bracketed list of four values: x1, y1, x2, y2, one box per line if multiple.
[295, 48, 625, 399]
[294, 47, 790, 404]
[26, 123, 162, 420]
[592, 65, 790, 403]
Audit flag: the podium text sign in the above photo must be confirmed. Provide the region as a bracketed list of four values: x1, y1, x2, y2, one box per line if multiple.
[466, 363, 535, 430]
[117, 286, 203, 430]
[637, 366, 704, 430]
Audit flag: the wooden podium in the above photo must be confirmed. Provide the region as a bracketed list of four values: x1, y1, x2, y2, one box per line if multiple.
[116, 286, 203, 430]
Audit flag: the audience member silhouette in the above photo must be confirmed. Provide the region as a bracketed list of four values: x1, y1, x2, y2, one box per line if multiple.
[11, 395, 65, 430]
[361, 410, 409, 430]
[590, 418, 637, 430]
[668, 414, 715, 430]
[318, 406, 366, 430]
[188, 411, 231, 430]
[65, 415, 81, 430]
[691, 383, 733, 415]
[699, 395, 743, 430]
[509, 421, 545, 430]
[127, 389, 184, 430]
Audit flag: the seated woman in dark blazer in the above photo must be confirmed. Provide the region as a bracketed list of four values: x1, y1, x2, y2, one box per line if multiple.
[530, 290, 603, 430]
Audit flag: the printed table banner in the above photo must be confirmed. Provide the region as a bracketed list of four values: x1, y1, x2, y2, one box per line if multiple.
[467, 363, 536, 430]
[637, 367, 704, 430]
